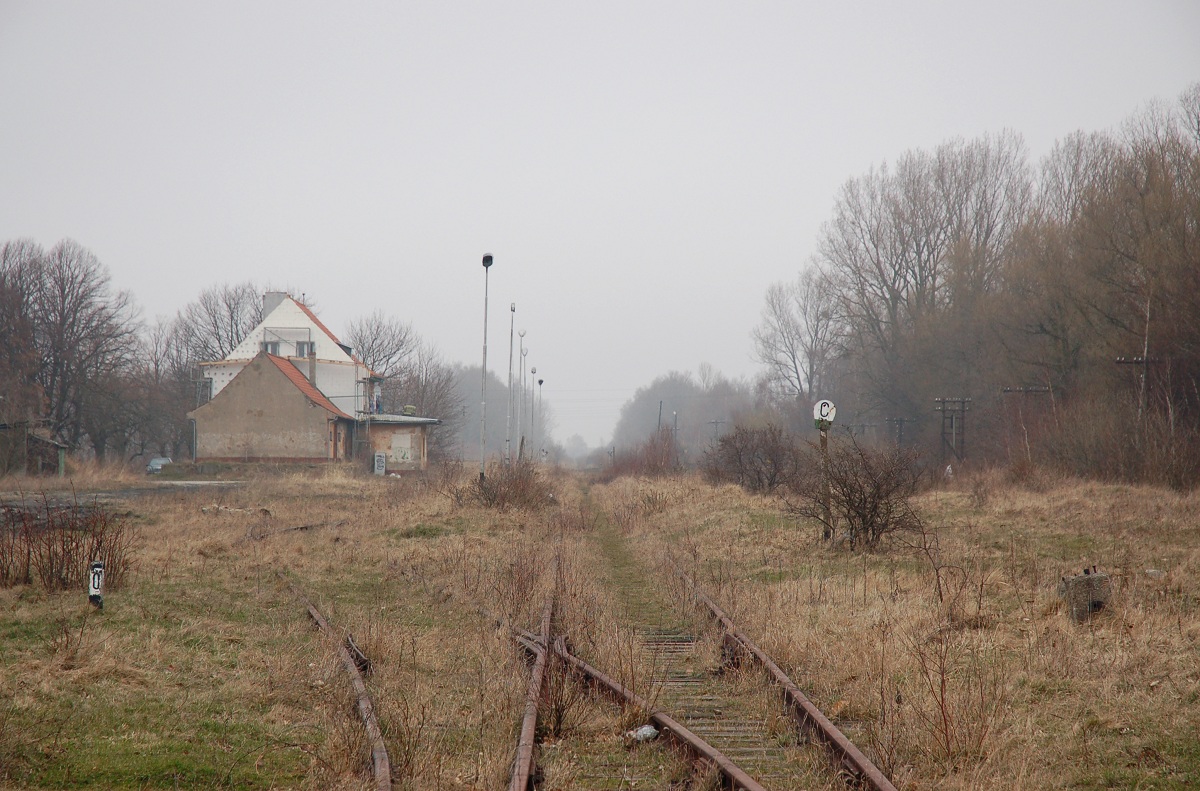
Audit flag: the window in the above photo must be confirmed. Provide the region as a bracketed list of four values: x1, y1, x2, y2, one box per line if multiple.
[260, 341, 280, 355]
[296, 341, 315, 358]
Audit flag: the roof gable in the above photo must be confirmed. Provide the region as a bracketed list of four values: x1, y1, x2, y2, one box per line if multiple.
[263, 353, 352, 419]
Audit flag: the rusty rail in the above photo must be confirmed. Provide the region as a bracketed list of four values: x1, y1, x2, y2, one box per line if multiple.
[547, 635, 769, 791]
[279, 573, 391, 791]
[687, 581, 898, 791]
[509, 598, 554, 791]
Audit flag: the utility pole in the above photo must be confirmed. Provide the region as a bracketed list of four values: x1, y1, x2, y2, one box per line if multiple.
[708, 419, 725, 443]
[933, 397, 971, 467]
[505, 303, 515, 465]
[1002, 386, 1050, 464]
[1116, 357, 1162, 420]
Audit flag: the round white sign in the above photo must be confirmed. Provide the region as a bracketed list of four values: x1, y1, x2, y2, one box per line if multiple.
[813, 400, 836, 422]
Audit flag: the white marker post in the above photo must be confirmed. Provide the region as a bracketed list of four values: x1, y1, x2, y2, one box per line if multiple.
[813, 400, 836, 541]
[88, 561, 104, 610]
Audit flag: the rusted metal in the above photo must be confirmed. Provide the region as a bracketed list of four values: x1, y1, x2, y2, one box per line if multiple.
[509, 598, 554, 791]
[550, 636, 769, 791]
[279, 573, 391, 791]
[689, 584, 898, 791]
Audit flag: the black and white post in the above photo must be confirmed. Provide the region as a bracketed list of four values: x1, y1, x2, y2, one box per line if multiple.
[88, 560, 104, 610]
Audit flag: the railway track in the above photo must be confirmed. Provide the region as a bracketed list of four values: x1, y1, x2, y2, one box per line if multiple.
[279, 572, 392, 791]
[503, 533, 898, 790]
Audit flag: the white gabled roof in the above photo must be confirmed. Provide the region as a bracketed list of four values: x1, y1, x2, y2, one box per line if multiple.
[225, 296, 353, 364]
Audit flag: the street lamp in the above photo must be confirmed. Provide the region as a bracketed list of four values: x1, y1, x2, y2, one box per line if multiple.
[518, 341, 528, 459]
[529, 366, 537, 446]
[505, 303, 515, 465]
[479, 254, 493, 482]
[537, 377, 545, 460]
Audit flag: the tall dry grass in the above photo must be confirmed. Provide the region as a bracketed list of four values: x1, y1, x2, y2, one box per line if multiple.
[592, 469, 1200, 789]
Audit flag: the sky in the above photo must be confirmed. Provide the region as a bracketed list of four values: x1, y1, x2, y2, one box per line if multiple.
[2, 2, 1199, 447]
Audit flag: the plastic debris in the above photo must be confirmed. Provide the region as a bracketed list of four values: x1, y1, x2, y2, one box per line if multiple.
[626, 724, 659, 742]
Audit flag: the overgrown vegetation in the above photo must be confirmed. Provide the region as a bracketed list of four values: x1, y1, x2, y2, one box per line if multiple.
[784, 438, 925, 549]
[0, 495, 136, 590]
[2, 461, 1197, 789]
[703, 423, 801, 493]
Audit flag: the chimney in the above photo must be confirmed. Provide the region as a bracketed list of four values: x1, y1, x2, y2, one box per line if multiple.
[308, 354, 317, 389]
[263, 291, 288, 316]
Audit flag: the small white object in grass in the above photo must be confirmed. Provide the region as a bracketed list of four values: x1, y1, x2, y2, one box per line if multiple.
[627, 724, 659, 742]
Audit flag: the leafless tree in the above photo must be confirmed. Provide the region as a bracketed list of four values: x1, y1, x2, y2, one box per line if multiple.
[345, 310, 416, 379]
[0, 243, 43, 426]
[176, 281, 262, 363]
[752, 266, 840, 404]
[383, 340, 464, 460]
[9, 240, 140, 449]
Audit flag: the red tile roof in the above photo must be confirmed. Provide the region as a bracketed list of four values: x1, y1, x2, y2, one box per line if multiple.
[264, 353, 352, 419]
[293, 299, 342, 346]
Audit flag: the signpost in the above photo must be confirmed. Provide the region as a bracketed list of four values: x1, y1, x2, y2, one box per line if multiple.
[88, 561, 104, 610]
[813, 400, 835, 540]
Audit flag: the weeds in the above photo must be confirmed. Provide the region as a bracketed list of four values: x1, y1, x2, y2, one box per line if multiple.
[470, 460, 555, 511]
[0, 494, 136, 591]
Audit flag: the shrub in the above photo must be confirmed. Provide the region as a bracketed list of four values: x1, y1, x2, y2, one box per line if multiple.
[596, 429, 676, 482]
[0, 495, 136, 591]
[784, 436, 924, 549]
[470, 460, 555, 511]
[702, 423, 801, 493]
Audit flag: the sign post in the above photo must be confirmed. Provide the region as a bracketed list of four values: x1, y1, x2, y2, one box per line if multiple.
[813, 400, 836, 540]
[88, 561, 104, 610]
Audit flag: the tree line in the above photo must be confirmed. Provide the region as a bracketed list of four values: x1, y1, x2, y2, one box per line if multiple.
[752, 84, 1200, 487]
[0, 248, 480, 468]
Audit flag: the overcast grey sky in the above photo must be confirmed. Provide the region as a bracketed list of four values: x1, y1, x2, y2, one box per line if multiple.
[3, 2, 1198, 446]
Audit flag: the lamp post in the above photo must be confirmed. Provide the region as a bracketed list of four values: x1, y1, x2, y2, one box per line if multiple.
[517, 336, 527, 459]
[537, 377, 545, 460]
[529, 367, 537, 448]
[505, 303, 515, 465]
[479, 254, 493, 482]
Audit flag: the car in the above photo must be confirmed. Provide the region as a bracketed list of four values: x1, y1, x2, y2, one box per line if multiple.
[146, 457, 172, 474]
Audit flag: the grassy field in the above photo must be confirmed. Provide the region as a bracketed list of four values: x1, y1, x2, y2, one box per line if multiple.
[1, 463, 1197, 789]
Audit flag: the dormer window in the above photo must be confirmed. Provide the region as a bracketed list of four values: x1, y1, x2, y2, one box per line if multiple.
[296, 341, 315, 358]
[261, 341, 280, 355]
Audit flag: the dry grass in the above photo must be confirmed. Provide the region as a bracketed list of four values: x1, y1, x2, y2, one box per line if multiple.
[3, 462, 1196, 788]
[592, 470, 1200, 790]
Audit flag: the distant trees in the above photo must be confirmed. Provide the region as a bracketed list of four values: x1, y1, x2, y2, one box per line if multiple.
[1, 240, 140, 458]
[175, 281, 262, 363]
[752, 83, 1200, 487]
[345, 311, 416, 380]
[752, 268, 839, 413]
[610, 369, 754, 464]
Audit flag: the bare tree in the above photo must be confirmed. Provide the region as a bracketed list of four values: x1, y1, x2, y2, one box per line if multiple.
[11, 240, 140, 449]
[752, 266, 840, 404]
[176, 281, 262, 363]
[0, 243, 43, 426]
[383, 340, 464, 460]
[345, 310, 416, 379]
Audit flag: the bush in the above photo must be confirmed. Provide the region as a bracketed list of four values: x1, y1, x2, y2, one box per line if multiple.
[470, 460, 555, 511]
[0, 495, 136, 590]
[703, 424, 801, 493]
[596, 429, 676, 482]
[784, 437, 924, 549]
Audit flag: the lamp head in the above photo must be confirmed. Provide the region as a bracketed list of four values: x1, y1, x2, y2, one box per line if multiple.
[482, 254, 493, 268]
